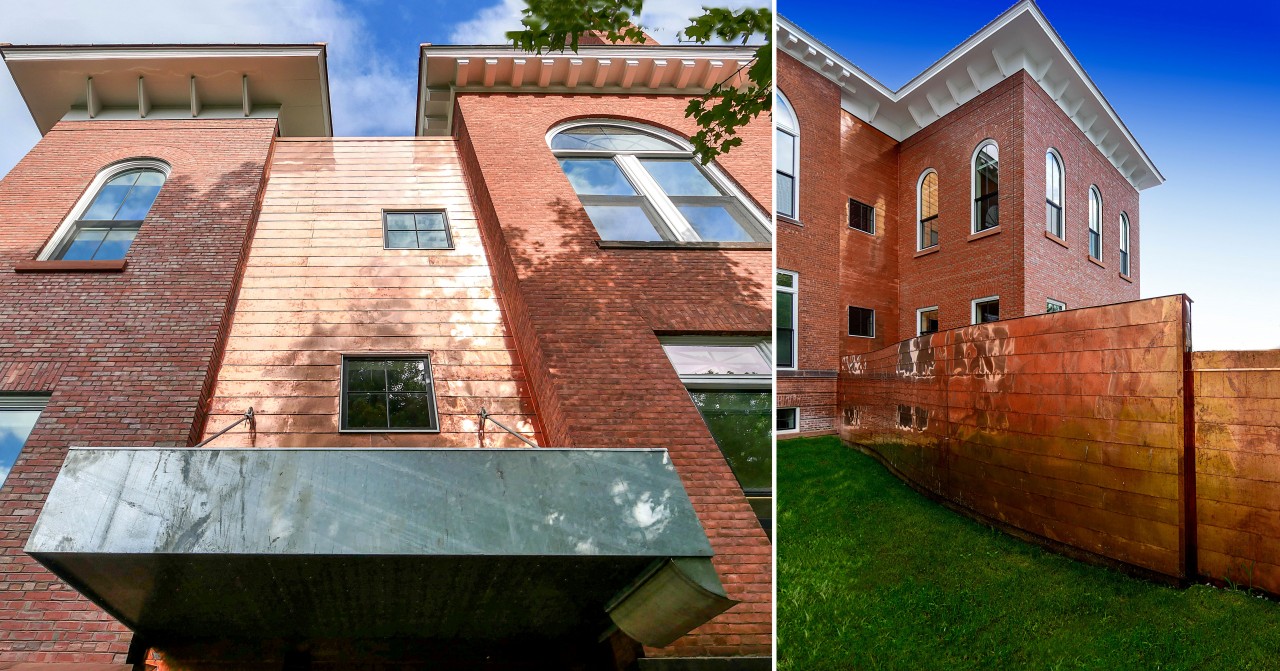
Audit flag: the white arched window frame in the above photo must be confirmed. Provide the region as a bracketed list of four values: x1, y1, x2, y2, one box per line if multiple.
[547, 120, 772, 243]
[1088, 185, 1103, 260]
[1120, 212, 1131, 276]
[972, 140, 999, 233]
[917, 168, 939, 251]
[775, 91, 799, 220]
[1046, 149, 1064, 238]
[39, 158, 171, 261]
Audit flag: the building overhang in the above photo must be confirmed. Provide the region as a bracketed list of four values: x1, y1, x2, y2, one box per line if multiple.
[415, 44, 759, 136]
[26, 447, 732, 649]
[778, 1, 1164, 191]
[0, 44, 332, 137]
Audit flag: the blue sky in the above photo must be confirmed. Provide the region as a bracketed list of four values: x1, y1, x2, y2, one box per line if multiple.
[782, 0, 1280, 350]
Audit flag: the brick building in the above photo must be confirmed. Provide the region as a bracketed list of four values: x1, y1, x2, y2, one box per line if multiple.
[775, 1, 1163, 436]
[0, 36, 771, 671]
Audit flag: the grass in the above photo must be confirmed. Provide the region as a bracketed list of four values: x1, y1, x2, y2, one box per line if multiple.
[778, 436, 1280, 670]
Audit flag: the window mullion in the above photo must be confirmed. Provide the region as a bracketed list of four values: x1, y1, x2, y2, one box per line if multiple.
[616, 154, 698, 242]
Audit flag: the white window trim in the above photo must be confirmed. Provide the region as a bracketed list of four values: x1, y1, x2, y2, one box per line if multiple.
[776, 270, 798, 370]
[658, 335, 772, 390]
[776, 407, 799, 434]
[971, 139, 999, 234]
[848, 305, 875, 338]
[776, 91, 799, 221]
[1046, 148, 1064, 238]
[547, 119, 772, 243]
[39, 158, 172, 261]
[1088, 185, 1103, 260]
[1046, 298, 1066, 313]
[917, 168, 938, 251]
[971, 295, 1000, 325]
[916, 305, 939, 336]
[1120, 212, 1131, 275]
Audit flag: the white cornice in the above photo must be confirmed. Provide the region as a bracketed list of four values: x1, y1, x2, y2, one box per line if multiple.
[778, 2, 1164, 190]
[416, 44, 759, 136]
[0, 44, 332, 137]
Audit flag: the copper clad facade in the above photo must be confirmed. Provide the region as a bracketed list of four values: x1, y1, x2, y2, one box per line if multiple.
[840, 295, 1192, 578]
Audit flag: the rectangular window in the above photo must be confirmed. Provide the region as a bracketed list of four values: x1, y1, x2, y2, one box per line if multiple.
[384, 211, 453, 249]
[972, 297, 1000, 324]
[1, 395, 48, 490]
[341, 356, 439, 431]
[776, 407, 798, 433]
[913, 406, 929, 431]
[848, 306, 875, 338]
[776, 270, 797, 369]
[917, 306, 939, 336]
[1046, 299, 1066, 313]
[848, 199, 874, 234]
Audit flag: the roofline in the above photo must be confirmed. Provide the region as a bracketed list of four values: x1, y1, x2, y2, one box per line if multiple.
[778, 1, 1164, 188]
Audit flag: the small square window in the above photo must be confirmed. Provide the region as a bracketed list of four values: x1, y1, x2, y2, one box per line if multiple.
[384, 211, 453, 250]
[849, 199, 875, 234]
[848, 306, 875, 338]
[1046, 299, 1066, 313]
[918, 307, 939, 336]
[341, 356, 439, 431]
[973, 297, 1000, 324]
[777, 407, 798, 433]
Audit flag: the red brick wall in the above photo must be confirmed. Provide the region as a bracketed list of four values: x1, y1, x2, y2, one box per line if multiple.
[0, 118, 276, 663]
[453, 92, 772, 659]
[1021, 74, 1140, 312]
[897, 74, 1027, 337]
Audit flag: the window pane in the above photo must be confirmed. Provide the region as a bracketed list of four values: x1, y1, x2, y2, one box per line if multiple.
[551, 125, 680, 152]
[93, 228, 138, 260]
[386, 231, 417, 249]
[105, 171, 143, 187]
[346, 361, 386, 392]
[662, 345, 770, 376]
[60, 228, 108, 260]
[0, 408, 43, 488]
[777, 292, 794, 329]
[583, 205, 663, 241]
[920, 172, 938, 219]
[115, 185, 162, 220]
[677, 205, 753, 242]
[920, 309, 939, 335]
[775, 129, 794, 171]
[776, 174, 795, 217]
[976, 301, 1000, 324]
[558, 158, 637, 196]
[345, 393, 388, 429]
[133, 171, 165, 186]
[82, 185, 131, 220]
[385, 360, 428, 392]
[388, 393, 436, 429]
[416, 230, 450, 248]
[776, 408, 797, 432]
[640, 159, 721, 197]
[415, 213, 447, 230]
[386, 213, 415, 230]
[775, 272, 794, 289]
[690, 391, 771, 491]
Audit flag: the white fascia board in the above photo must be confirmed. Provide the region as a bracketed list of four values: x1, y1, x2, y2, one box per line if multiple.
[778, 4, 1164, 190]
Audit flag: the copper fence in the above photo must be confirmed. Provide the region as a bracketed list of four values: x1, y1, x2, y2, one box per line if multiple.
[839, 295, 1194, 579]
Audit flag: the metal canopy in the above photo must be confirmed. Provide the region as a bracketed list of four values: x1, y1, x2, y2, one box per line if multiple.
[27, 447, 729, 645]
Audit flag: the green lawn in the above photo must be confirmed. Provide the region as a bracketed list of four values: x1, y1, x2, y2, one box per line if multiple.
[778, 436, 1280, 670]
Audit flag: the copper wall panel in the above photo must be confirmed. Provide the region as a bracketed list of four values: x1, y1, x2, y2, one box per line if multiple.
[840, 295, 1191, 578]
[201, 138, 541, 449]
[1193, 349, 1280, 590]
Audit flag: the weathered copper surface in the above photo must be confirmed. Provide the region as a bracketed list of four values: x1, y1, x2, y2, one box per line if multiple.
[202, 139, 541, 448]
[840, 295, 1191, 578]
[1193, 349, 1280, 590]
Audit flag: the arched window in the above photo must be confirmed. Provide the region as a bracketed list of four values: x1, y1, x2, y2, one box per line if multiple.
[45, 160, 169, 261]
[973, 141, 999, 232]
[549, 121, 770, 243]
[1120, 212, 1131, 275]
[775, 91, 799, 219]
[1088, 186, 1103, 260]
[1046, 149, 1064, 238]
[918, 169, 939, 250]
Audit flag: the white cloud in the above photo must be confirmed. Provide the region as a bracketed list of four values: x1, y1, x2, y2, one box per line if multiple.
[449, 0, 768, 46]
[0, 0, 415, 179]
